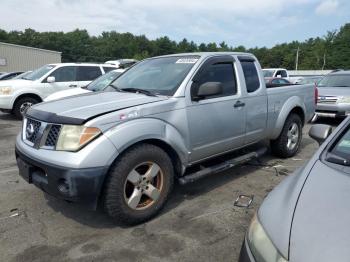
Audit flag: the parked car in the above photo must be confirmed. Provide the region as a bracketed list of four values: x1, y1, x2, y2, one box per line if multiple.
[0, 63, 118, 118]
[15, 52, 316, 225]
[44, 69, 125, 101]
[105, 59, 138, 68]
[265, 77, 291, 85]
[314, 70, 350, 120]
[239, 118, 350, 262]
[0, 71, 24, 80]
[12, 71, 33, 80]
[295, 76, 323, 85]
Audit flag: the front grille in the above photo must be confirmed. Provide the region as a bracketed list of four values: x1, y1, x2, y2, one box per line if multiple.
[45, 125, 61, 147]
[317, 96, 338, 104]
[25, 118, 41, 143]
[24, 118, 62, 149]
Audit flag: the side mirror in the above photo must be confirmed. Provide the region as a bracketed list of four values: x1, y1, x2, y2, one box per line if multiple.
[309, 124, 332, 145]
[47, 76, 55, 83]
[193, 82, 223, 101]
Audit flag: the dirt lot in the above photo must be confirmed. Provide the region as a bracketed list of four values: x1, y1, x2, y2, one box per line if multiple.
[0, 112, 340, 262]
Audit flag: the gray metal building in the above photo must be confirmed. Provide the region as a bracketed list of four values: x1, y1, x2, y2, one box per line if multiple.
[0, 42, 61, 72]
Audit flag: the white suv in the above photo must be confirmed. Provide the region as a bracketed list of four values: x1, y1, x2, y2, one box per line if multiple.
[0, 63, 117, 118]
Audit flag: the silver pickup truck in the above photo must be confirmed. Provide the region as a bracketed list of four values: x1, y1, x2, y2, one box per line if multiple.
[15, 52, 316, 224]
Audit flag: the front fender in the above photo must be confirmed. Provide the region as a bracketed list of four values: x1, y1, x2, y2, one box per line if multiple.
[271, 96, 306, 139]
[104, 118, 189, 166]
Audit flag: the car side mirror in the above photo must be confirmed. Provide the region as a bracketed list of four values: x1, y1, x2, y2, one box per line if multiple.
[193, 82, 223, 101]
[309, 124, 332, 145]
[47, 76, 55, 83]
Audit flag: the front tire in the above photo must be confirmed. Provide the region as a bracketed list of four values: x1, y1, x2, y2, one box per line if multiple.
[270, 114, 302, 158]
[103, 144, 174, 225]
[13, 97, 39, 119]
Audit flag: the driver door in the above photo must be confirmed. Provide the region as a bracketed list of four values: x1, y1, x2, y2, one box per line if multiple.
[186, 56, 246, 162]
[42, 66, 78, 97]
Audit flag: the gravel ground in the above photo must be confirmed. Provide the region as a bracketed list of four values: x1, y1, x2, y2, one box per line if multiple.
[0, 112, 340, 262]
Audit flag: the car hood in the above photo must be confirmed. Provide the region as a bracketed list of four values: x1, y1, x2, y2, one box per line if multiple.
[44, 88, 90, 102]
[27, 91, 168, 124]
[318, 86, 350, 97]
[0, 78, 33, 87]
[289, 160, 350, 262]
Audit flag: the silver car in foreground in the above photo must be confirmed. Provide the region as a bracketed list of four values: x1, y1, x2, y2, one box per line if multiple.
[240, 118, 350, 261]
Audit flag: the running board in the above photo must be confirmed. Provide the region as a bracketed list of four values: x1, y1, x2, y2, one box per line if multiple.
[178, 147, 267, 185]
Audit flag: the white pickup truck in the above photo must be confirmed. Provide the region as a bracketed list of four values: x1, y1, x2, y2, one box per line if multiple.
[0, 63, 117, 118]
[263, 68, 303, 84]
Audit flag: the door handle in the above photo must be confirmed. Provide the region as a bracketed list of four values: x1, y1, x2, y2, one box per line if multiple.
[69, 84, 77, 88]
[234, 101, 245, 108]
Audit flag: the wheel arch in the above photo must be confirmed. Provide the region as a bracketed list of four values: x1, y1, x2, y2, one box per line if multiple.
[12, 93, 43, 109]
[271, 96, 306, 140]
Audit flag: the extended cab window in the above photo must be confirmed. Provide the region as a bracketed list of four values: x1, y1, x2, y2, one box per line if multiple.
[194, 62, 237, 99]
[77, 66, 102, 81]
[49, 66, 76, 82]
[241, 61, 260, 93]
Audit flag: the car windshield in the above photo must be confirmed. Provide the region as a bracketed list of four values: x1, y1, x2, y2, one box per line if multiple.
[263, 70, 274, 78]
[23, 65, 56, 81]
[318, 74, 350, 87]
[87, 70, 123, 91]
[111, 56, 200, 96]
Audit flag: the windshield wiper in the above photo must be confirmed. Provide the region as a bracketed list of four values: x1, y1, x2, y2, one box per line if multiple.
[326, 153, 350, 166]
[108, 84, 122, 92]
[120, 87, 157, 97]
[333, 85, 350, 87]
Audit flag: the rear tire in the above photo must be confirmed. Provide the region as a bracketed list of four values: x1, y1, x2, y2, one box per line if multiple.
[103, 144, 174, 225]
[270, 114, 302, 158]
[13, 97, 39, 119]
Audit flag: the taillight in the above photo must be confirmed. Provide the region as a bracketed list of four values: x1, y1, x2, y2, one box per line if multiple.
[314, 85, 318, 105]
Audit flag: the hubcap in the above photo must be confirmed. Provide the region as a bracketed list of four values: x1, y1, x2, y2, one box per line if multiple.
[287, 122, 299, 150]
[20, 102, 33, 115]
[124, 162, 163, 210]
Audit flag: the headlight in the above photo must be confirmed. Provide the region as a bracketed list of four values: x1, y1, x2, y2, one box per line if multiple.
[247, 214, 288, 262]
[56, 125, 101, 151]
[337, 96, 350, 103]
[0, 86, 13, 95]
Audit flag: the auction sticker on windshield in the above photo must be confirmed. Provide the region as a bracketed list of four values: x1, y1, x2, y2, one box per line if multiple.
[176, 58, 199, 64]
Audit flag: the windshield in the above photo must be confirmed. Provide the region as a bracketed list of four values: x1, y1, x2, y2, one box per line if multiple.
[23, 65, 56, 81]
[111, 56, 200, 96]
[263, 70, 274, 78]
[87, 70, 123, 91]
[318, 74, 350, 87]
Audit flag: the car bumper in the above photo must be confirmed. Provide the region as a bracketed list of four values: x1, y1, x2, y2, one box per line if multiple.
[0, 94, 14, 110]
[239, 237, 256, 262]
[315, 103, 350, 118]
[15, 144, 109, 210]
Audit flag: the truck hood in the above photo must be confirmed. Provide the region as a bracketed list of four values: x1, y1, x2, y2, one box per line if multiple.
[27, 91, 168, 124]
[318, 86, 350, 97]
[44, 87, 91, 102]
[289, 160, 350, 262]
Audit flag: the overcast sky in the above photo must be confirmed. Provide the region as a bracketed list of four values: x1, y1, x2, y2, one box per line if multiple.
[1, 0, 349, 48]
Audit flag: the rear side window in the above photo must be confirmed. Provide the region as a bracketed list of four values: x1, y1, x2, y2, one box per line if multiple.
[49, 66, 76, 82]
[195, 63, 237, 98]
[241, 61, 260, 93]
[77, 66, 102, 81]
[103, 67, 116, 73]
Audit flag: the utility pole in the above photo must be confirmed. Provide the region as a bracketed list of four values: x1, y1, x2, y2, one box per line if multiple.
[295, 46, 300, 71]
[322, 52, 326, 70]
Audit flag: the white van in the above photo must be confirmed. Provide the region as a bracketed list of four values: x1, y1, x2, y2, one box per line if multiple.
[0, 63, 117, 118]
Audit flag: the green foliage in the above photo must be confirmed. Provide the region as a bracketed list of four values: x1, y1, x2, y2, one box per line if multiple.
[0, 23, 349, 69]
